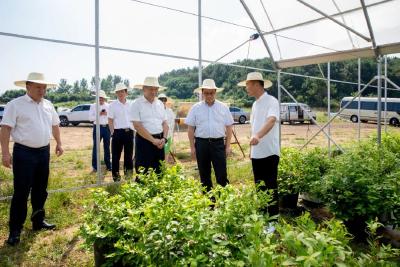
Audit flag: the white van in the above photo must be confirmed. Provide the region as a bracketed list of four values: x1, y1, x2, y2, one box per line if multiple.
[280, 103, 316, 124]
[339, 97, 400, 126]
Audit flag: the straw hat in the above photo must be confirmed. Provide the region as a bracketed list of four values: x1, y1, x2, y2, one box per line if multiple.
[194, 79, 223, 93]
[14, 72, 57, 89]
[114, 82, 129, 93]
[237, 72, 273, 89]
[92, 90, 109, 99]
[158, 93, 167, 99]
[134, 76, 164, 90]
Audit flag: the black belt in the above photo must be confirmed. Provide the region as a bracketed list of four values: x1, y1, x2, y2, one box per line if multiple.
[195, 137, 224, 142]
[15, 143, 50, 151]
[94, 124, 108, 127]
[114, 128, 132, 132]
[151, 133, 163, 138]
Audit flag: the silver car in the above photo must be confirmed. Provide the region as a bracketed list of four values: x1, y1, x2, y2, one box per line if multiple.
[229, 106, 250, 124]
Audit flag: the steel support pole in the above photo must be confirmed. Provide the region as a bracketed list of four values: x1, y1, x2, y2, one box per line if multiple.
[277, 70, 282, 147]
[95, 0, 101, 184]
[357, 58, 361, 142]
[327, 62, 331, 156]
[301, 76, 377, 149]
[239, 0, 277, 69]
[384, 56, 388, 132]
[198, 0, 202, 91]
[377, 57, 382, 146]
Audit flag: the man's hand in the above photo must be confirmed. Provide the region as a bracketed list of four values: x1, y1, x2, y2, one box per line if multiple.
[190, 146, 196, 161]
[100, 110, 107, 116]
[55, 144, 64, 156]
[156, 139, 166, 150]
[152, 138, 162, 147]
[250, 135, 260, 146]
[225, 145, 232, 157]
[2, 152, 12, 168]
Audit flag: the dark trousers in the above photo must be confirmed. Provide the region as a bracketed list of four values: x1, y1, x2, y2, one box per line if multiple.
[251, 155, 280, 216]
[92, 125, 111, 171]
[111, 129, 133, 177]
[195, 138, 229, 192]
[9, 143, 50, 232]
[135, 133, 165, 175]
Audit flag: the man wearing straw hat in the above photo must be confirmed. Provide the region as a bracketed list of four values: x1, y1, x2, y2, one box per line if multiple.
[238, 72, 280, 217]
[0, 72, 63, 246]
[108, 83, 134, 181]
[185, 79, 234, 192]
[89, 90, 111, 173]
[131, 77, 168, 175]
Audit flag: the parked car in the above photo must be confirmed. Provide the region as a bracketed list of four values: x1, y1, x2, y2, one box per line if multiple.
[280, 103, 316, 124]
[229, 106, 250, 124]
[58, 104, 91, 127]
[339, 97, 400, 126]
[0, 105, 5, 123]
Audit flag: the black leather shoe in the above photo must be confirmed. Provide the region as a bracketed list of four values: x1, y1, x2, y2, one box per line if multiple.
[32, 220, 56, 231]
[6, 231, 21, 246]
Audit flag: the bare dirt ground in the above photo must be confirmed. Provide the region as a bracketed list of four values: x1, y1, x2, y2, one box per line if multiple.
[50, 120, 399, 152]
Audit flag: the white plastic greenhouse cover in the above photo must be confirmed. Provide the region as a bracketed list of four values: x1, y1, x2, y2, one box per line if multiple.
[202, 0, 400, 68]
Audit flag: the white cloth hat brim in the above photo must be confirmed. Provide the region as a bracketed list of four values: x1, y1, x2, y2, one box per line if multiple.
[194, 87, 224, 93]
[134, 84, 166, 90]
[14, 80, 57, 89]
[237, 79, 273, 89]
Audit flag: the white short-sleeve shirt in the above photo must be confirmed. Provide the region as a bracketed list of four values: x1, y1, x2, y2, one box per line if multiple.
[0, 94, 60, 148]
[108, 99, 133, 130]
[166, 107, 176, 138]
[185, 100, 234, 138]
[89, 102, 109, 125]
[250, 92, 280, 159]
[130, 96, 167, 135]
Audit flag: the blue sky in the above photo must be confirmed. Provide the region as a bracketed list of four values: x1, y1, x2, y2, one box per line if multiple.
[0, 0, 399, 93]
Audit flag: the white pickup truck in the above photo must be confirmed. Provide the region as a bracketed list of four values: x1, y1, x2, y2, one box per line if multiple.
[58, 104, 91, 127]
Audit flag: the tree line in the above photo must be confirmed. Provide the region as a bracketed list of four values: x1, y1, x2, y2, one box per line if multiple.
[1, 57, 399, 108]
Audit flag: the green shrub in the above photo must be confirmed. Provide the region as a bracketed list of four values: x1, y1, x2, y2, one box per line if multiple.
[81, 165, 393, 266]
[314, 139, 400, 223]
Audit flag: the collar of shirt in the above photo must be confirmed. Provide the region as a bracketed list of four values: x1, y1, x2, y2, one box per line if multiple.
[23, 94, 43, 105]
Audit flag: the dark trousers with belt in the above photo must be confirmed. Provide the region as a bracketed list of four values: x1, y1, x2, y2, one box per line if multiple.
[195, 137, 229, 192]
[111, 129, 133, 177]
[92, 125, 111, 171]
[9, 143, 50, 232]
[135, 133, 165, 175]
[251, 155, 280, 216]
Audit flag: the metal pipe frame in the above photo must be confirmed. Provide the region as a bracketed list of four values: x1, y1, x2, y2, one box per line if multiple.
[239, 0, 278, 70]
[95, 0, 102, 184]
[297, 0, 371, 42]
[377, 57, 382, 145]
[327, 62, 331, 156]
[1, 31, 398, 92]
[301, 76, 378, 150]
[384, 56, 388, 132]
[277, 70, 282, 147]
[360, 0, 378, 57]
[264, 0, 393, 36]
[357, 58, 361, 142]
[280, 84, 344, 152]
[198, 0, 202, 89]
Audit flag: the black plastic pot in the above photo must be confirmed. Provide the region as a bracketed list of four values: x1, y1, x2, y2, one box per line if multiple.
[94, 240, 123, 267]
[279, 193, 299, 210]
[344, 216, 369, 241]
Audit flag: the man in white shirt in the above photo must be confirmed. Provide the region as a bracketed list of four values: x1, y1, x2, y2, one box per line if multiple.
[89, 90, 111, 173]
[238, 72, 280, 216]
[131, 77, 168, 175]
[108, 83, 134, 181]
[0, 72, 63, 246]
[185, 79, 234, 192]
